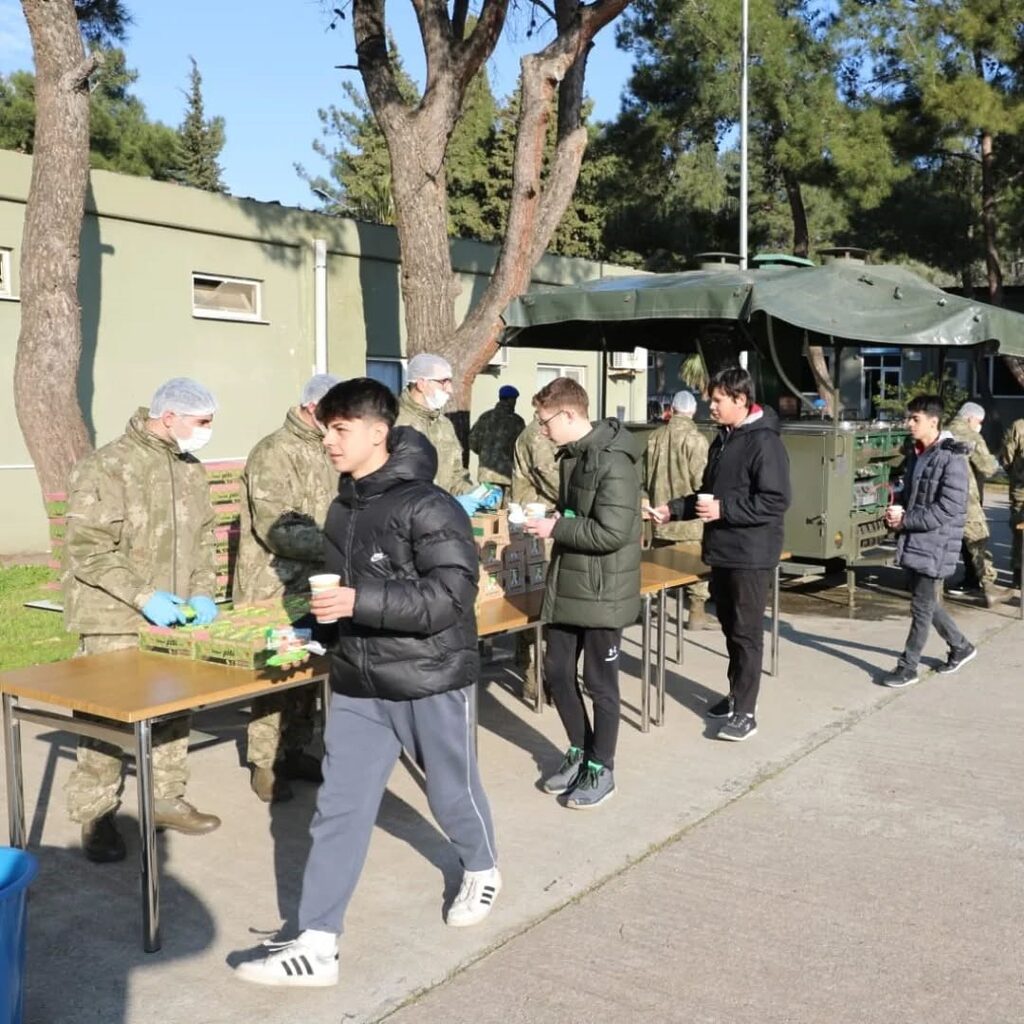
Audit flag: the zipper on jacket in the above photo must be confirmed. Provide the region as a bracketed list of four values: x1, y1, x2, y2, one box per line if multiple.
[167, 450, 178, 595]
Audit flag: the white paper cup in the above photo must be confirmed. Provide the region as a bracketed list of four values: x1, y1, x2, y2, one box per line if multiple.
[524, 502, 547, 520]
[309, 573, 341, 624]
[696, 493, 713, 505]
[888, 504, 904, 515]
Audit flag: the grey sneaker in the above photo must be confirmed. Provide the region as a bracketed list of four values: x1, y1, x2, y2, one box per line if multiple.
[564, 761, 615, 809]
[935, 643, 977, 675]
[717, 713, 757, 742]
[542, 746, 584, 794]
[705, 696, 733, 719]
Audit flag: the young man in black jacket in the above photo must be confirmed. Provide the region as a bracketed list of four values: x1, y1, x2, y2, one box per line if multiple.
[652, 367, 790, 741]
[236, 378, 499, 988]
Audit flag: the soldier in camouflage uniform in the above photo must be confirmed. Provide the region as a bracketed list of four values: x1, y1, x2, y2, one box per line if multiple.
[643, 391, 714, 629]
[945, 403, 999, 606]
[234, 373, 340, 802]
[469, 385, 526, 503]
[510, 404, 561, 702]
[63, 378, 222, 863]
[999, 417, 1024, 588]
[395, 353, 477, 502]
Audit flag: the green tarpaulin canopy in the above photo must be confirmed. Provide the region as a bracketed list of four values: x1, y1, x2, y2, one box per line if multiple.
[500, 262, 1024, 357]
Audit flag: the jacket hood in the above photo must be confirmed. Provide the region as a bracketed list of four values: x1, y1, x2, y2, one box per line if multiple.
[284, 406, 324, 443]
[729, 404, 781, 436]
[126, 407, 189, 457]
[568, 417, 643, 463]
[338, 425, 438, 504]
[915, 430, 969, 457]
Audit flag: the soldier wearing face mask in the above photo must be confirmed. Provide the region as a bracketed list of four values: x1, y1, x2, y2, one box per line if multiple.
[62, 377, 222, 863]
[395, 353, 482, 513]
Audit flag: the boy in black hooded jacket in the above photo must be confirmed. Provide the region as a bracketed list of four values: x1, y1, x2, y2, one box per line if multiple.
[236, 378, 499, 989]
[652, 367, 790, 742]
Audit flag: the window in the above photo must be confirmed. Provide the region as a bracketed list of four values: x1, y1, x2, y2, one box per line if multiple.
[862, 348, 902, 416]
[0, 248, 11, 299]
[192, 273, 263, 322]
[985, 356, 1024, 399]
[366, 357, 405, 395]
[536, 363, 586, 390]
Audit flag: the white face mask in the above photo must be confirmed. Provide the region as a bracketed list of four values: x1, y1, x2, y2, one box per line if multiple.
[424, 387, 451, 411]
[176, 426, 212, 454]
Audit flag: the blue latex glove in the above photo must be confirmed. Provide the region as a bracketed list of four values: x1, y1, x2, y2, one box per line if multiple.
[142, 591, 187, 627]
[456, 494, 481, 516]
[477, 485, 503, 511]
[188, 595, 219, 625]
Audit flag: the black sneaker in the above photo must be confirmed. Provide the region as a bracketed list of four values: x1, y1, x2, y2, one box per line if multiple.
[879, 666, 919, 688]
[935, 643, 977, 675]
[705, 696, 733, 720]
[717, 713, 757, 742]
[944, 584, 980, 599]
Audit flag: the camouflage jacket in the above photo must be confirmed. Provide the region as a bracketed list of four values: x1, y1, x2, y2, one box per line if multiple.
[469, 402, 526, 486]
[644, 416, 709, 542]
[947, 417, 998, 539]
[1000, 418, 1024, 506]
[233, 408, 340, 603]
[511, 418, 559, 508]
[63, 409, 217, 636]
[395, 389, 474, 495]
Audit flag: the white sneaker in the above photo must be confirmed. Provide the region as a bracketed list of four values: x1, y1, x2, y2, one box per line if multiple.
[234, 934, 339, 987]
[446, 867, 502, 927]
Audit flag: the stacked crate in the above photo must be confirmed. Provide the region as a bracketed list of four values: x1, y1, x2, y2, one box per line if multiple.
[204, 460, 244, 600]
[471, 512, 550, 607]
[139, 596, 311, 668]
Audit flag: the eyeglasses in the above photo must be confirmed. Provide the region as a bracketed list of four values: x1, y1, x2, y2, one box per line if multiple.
[428, 377, 452, 387]
[537, 409, 566, 430]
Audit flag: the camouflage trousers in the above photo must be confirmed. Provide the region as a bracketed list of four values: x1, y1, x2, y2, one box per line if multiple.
[64, 634, 190, 824]
[959, 537, 997, 590]
[1011, 502, 1024, 578]
[246, 688, 317, 769]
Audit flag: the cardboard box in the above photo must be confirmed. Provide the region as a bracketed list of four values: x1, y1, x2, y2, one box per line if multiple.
[526, 561, 548, 591]
[502, 538, 528, 569]
[475, 536, 505, 568]
[470, 510, 510, 542]
[477, 566, 505, 602]
[504, 564, 526, 596]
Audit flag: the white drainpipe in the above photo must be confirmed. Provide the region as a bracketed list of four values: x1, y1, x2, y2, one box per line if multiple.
[314, 238, 328, 374]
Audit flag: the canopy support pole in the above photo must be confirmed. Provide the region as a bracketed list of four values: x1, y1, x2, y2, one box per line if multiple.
[767, 317, 818, 414]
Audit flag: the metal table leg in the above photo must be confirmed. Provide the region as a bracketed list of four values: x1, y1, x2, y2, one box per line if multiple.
[2, 694, 25, 848]
[770, 563, 781, 677]
[1019, 541, 1023, 621]
[675, 588, 684, 664]
[134, 719, 161, 953]
[533, 622, 544, 714]
[656, 588, 668, 726]
[641, 594, 651, 733]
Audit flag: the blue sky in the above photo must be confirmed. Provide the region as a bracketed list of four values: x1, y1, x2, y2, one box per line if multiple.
[0, 1, 635, 208]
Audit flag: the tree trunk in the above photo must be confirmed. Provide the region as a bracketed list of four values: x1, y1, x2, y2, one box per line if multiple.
[784, 174, 834, 414]
[14, 0, 96, 500]
[979, 128, 1003, 306]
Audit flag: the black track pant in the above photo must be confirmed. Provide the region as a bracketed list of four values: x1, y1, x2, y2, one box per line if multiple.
[543, 625, 622, 769]
[710, 566, 773, 717]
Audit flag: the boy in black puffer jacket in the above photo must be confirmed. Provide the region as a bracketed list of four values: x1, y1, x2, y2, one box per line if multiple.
[880, 394, 975, 688]
[236, 378, 499, 990]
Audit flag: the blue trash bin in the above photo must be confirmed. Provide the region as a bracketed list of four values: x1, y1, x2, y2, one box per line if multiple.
[0, 848, 37, 1024]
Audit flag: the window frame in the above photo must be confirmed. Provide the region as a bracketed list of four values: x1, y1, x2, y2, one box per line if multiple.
[366, 356, 407, 395]
[191, 271, 265, 324]
[536, 362, 587, 390]
[0, 247, 14, 300]
[984, 355, 1024, 400]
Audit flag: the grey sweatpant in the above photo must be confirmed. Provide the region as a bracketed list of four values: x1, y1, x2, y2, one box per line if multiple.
[298, 688, 497, 936]
[898, 569, 969, 671]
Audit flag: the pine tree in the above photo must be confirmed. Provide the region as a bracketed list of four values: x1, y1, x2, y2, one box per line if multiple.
[177, 57, 225, 192]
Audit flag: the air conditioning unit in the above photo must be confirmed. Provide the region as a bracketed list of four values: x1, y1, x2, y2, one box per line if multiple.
[488, 345, 510, 367]
[609, 347, 647, 372]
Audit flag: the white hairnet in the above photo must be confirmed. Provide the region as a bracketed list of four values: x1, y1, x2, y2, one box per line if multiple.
[672, 390, 698, 414]
[301, 373, 341, 406]
[149, 378, 217, 417]
[406, 353, 452, 384]
[958, 401, 985, 421]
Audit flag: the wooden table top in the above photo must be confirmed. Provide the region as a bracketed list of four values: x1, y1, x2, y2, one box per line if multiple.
[476, 591, 544, 637]
[0, 650, 328, 723]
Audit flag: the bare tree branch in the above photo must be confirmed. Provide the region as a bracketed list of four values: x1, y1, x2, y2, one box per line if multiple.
[453, 0, 510, 93]
[352, 0, 410, 127]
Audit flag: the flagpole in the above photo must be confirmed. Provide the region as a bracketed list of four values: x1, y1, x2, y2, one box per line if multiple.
[739, 0, 749, 272]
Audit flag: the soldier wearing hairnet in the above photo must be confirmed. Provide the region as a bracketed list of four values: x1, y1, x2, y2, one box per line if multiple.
[469, 385, 526, 503]
[946, 402, 999, 606]
[63, 377, 222, 863]
[999, 416, 1024, 588]
[234, 373, 341, 802]
[395, 353, 481, 509]
[643, 390, 714, 629]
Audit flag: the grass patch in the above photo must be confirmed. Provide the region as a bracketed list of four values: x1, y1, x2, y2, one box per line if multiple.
[0, 565, 77, 671]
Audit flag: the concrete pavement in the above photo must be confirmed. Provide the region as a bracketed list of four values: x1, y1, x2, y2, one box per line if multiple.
[6, 497, 1022, 1023]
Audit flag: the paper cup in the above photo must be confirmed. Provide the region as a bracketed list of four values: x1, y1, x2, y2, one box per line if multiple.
[309, 573, 341, 624]
[888, 504, 904, 515]
[524, 502, 547, 520]
[696, 493, 713, 504]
